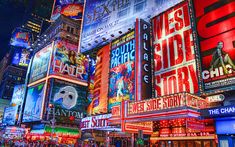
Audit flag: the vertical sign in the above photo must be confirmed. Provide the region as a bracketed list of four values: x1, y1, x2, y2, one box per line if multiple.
[92, 45, 110, 114]
[135, 19, 152, 100]
[192, 0, 235, 91]
[108, 31, 135, 110]
[152, 1, 199, 97]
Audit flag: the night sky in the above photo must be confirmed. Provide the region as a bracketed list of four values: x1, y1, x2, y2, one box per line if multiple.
[0, 1, 26, 59]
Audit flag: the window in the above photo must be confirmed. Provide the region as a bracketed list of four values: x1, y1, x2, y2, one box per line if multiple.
[71, 28, 74, 34]
[67, 26, 70, 32]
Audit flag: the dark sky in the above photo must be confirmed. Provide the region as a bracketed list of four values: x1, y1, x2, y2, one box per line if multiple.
[0, 1, 27, 59]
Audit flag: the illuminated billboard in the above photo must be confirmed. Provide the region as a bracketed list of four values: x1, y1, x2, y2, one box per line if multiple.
[29, 45, 52, 83]
[11, 84, 25, 106]
[192, 0, 235, 91]
[80, 0, 183, 52]
[49, 79, 87, 124]
[10, 28, 32, 48]
[50, 40, 89, 82]
[92, 45, 110, 114]
[51, 0, 83, 21]
[152, 1, 198, 97]
[22, 83, 46, 122]
[108, 31, 135, 110]
[2, 106, 18, 125]
[12, 48, 31, 67]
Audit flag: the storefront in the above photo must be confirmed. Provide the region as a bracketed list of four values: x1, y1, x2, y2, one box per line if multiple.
[201, 105, 235, 147]
[109, 93, 217, 146]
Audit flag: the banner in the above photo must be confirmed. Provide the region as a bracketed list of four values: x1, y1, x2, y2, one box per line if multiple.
[11, 84, 25, 105]
[22, 83, 46, 122]
[29, 45, 52, 83]
[152, 1, 198, 97]
[49, 79, 87, 125]
[80, 0, 183, 52]
[2, 106, 18, 125]
[108, 31, 135, 110]
[92, 45, 110, 114]
[192, 0, 235, 91]
[51, 0, 84, 21]
[12, 48, 32, 67]
[51, 40, 89, 82]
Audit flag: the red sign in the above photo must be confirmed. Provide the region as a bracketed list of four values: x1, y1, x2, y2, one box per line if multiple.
[193, 0, 235, 91]
[124, 122, 153, 134]
[187, 120, 205, 131]
[152, 1, 198, 97]
[127, 93, 207, 115]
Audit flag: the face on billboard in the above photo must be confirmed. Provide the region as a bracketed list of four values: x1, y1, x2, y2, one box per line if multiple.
[50, 79, 87, 124]
[152, 1, 198, 97]
[80, 0, 183, 52]
[12, 48, 31, 67]
[11, 85, 25, 105]
[22, 83, 45, 122]
[51, 40, 89, 82]
[108, 31, 135, 110]
[10, 28, 32, 48]
[29, 45, 52, 83]
[192, 0, 235, 91]
[51, 0, 83, 21]
[3, 107, 18, 125]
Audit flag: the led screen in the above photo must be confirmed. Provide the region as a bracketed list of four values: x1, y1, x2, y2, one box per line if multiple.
[10, 28, 32, 48]
[29, 45, 52, 83]
[12, 48, 31, 67]
[2, 106, 18, 125]
[11, 84, 25, 105]
[22, 83, 46, 122]
[51, 0, 83, 21]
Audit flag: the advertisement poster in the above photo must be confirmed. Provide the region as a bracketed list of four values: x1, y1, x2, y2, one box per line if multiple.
[51, 0, 84, 21]
[108, 31, 135, 110]
[22, 83, 45, 122]
[92, 45, 110, 114]
[10, 28, 32, 48]
[2, 106, 18, 125]
[51, 40, 89, 82]
[152, 1, 198, 97]
[29, 45, 52, 83]
[11, 84, 25, 105]
[80, 0, 183, 52]
[12, 48, 31, 67]
[192, 0, 235, 91]
[50, 79, 87, 124]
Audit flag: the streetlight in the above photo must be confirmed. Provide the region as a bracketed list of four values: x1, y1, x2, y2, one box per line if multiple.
[48, 104, 57, 143]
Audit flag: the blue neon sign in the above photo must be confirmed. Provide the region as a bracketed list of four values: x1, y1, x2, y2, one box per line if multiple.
[201, 105, 235, 118]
